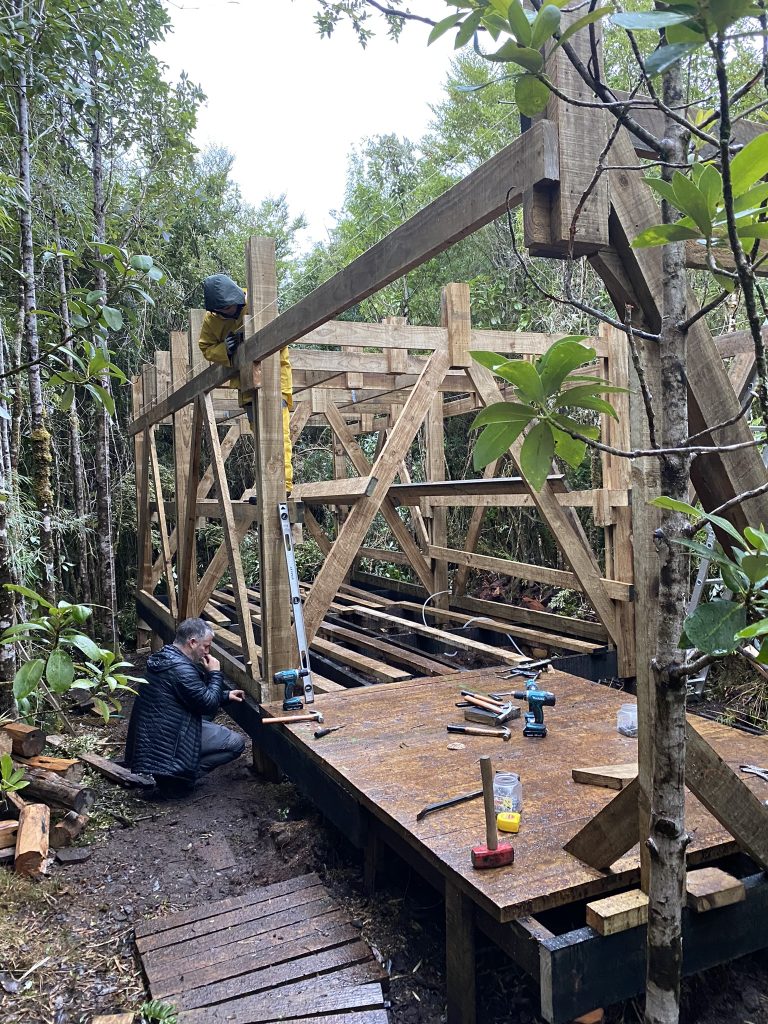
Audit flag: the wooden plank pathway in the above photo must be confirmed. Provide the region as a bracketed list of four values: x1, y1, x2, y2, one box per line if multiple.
[260, 668, 768, 923]
[134, 873, 389, 1023]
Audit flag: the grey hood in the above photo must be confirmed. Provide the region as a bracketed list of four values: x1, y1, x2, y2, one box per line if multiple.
[203, 274, 245, 312]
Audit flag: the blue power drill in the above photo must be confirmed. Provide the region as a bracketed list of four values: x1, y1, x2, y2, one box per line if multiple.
[512, 689, 556, 738]
[274, 669, 309, 712]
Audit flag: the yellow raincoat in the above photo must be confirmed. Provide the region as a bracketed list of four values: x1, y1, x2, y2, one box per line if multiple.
[198, 303, 293, 492]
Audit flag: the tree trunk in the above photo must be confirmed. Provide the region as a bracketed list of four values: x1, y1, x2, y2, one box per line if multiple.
[644, 64, 692, 1024]
[9, 286, 23, 476]
[0, 324, 16, 713]
[53, 217, 92, 604]
[88, 54, 117, 645]
[16, 18, 56, 604]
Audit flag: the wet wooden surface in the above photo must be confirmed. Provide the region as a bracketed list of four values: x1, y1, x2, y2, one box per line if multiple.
[136, 873, 388, 1022]
[262, 668, 768, 923]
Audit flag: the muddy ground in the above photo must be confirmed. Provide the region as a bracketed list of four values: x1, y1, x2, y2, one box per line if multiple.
[1, 702, 767, 1024]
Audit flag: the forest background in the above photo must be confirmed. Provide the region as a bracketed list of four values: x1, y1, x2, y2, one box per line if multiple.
[0, 0, 759, 710]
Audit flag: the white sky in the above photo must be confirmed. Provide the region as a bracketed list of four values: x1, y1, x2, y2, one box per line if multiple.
[156, 0, 457, 248]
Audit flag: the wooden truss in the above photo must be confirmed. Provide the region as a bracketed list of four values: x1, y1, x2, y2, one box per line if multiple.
[129, 16, 768, 898]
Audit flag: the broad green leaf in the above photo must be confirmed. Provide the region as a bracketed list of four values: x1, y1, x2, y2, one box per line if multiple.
[735, 222, 768, 239]
[612, 10, 693, 28]
[708, 0, 755, 31]
[530, 4, 560, 49]
[92, 242, 124, 260]
[757, 640, 768, 664]
[643, 42, 701, 77]
[471, 401, 536, 428]
[644, 176, 678, 207]
[59, 386, 74, 413]
[632, 222, 703, 247]
[68, 633, 102, 660]
[507, 0, 532, 45]
[486, 357, 545, 401]
[560, 380, 628, 396]
[560, 394, 618, 419]
[703, 512, 748, 548]
[46, 649, 75, 692]
[86, 289, 106, 305]
[550, 413, 599, 439]
[737, 618, 768, 639]
[740, 555, 768, 585]
[538, 341, 595, 396]
[101, 305, 123, 331]
[721, 560, 750, 595]
[676, 537, 737, 566]
[552, 426, 587, 469]
[671, 171, 711, 236]
[455, 9, 483, 47]
[744, 526, 768, 552]
[92, 697, 111, 724]
[473, 422, 526, 468]
[428, 11, 463, 43]
[13, 658, 45, 700]
[699, 165, 723, 215]
[481, 39, 544, 71]
[147, 266, 165, 283]
[520, 422, 555, 491]
[5, 584, 53, 609]
[129, 254, 153, 272]
[684, 599, 746, 654]
[557, 7, 611, 47]
[733, 180, 768, 214]
[665, 21, 707, 43]
[730, 133, 768, 198]
[87, 383, 115, 416]
[650, 496, 699, 517]
[515, 74, 550, 116]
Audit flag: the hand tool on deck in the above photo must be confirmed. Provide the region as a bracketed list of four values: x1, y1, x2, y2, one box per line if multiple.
[459, 690, 520, 724]
[314, 725, 345, 739]
[275, 502, 315, 707]
[463, 706, 515, 727]
[274, 668, 309, 712]
[416, 788, 484, 822]
[262, 711, 324, 725]
[447, 723, 511, 741]
[471, 755, 514, 869]
[512, 688, 556, 738]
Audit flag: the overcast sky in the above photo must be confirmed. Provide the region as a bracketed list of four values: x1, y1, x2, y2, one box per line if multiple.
[156, 0, 456, 248]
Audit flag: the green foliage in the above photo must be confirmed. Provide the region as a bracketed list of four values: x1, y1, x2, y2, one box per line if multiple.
[139, 1000, 178, 1024]
[0, 752, 29, 795]
[1, 585, 142, 722]
[651, 498, 768, 659]
[469, 338, 625, 488]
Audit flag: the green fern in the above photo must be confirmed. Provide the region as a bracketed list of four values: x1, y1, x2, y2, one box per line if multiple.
[139, 1000, 178, 1024]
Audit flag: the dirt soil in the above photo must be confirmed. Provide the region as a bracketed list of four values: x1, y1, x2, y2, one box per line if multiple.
[1, 698, 767, 1024]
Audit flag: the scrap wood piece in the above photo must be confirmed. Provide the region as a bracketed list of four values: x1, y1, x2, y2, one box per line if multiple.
[572, 763, 638, 790]
[1, 790, 27, 819]
[1, 722, 45, 758]
[55, 845, 92, 865]
[0, 819, 19, 849]
[78, 751, 155, 788]
[586, 889, 648, 935]
[91, 1016, 135, 1024]
[22, 768, 95, 814]
[563, 776, 641, 870]
[15, 802, 50, 878]
[686, 866, 746, 912]
[50, 811, 89, 850]
[15, 755, 82, 782]
[0, 729, 11, 756]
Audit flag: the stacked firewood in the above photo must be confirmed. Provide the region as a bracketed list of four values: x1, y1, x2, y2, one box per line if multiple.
[0, 723, 153, 878]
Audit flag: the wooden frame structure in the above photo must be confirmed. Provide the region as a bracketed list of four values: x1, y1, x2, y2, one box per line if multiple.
[129, 21, 768, 1018]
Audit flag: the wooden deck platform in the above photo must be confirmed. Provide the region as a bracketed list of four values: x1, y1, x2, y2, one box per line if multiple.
[235, 668, 768, 1023]
[135, 873, 389, 1023]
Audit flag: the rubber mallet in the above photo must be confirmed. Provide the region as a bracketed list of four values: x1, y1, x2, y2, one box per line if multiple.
[471, 755, 515, 870]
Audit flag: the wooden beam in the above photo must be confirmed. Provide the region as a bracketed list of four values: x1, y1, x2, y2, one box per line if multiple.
[563, 776, 641, 870]
[179, 397, 202, 619]
[686, 867, 745, 912]
[292, 476, 377, 504]
[132, 378, 152, 646]
[201, 392, 261, 683]
[128, 121, 559, 436]
[586, 890, 649, 936]
[171, 330, 193, 604]
[304, 349, 451, 640]
[147, 426, 177, 619]
[454, 460, 498, 598]
[429, 545, 633, 602]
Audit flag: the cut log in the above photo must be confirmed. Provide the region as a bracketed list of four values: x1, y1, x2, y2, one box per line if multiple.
[0, 730, 11, 756]
[0, 819, 19, 849]
[50, 811, 89, 850]
[15, 802, 50, 878]
[22, 768, 95, 814]
[15, 755, 82, 782]
[78, 751, 154, 788]
[0, 722, 45, 758]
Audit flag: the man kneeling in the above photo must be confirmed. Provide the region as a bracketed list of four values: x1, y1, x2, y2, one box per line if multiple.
[125, 618, 246, 793]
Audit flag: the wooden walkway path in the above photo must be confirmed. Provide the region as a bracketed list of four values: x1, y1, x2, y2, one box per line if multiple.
[135, 873, 389, 1023]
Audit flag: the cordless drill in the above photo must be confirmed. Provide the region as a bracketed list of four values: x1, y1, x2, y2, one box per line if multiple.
[274, 669, 309, 712]
[512, 689, 556, 738]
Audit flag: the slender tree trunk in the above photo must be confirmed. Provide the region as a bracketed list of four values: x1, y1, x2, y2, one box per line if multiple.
[89, 54, 117, 645]
[16, 18, 56, 604]
[644, 64, 692, 1024]
[10, 286, 23, 476]
[0, 325, 17, 711]
[53, 216, 92, 604]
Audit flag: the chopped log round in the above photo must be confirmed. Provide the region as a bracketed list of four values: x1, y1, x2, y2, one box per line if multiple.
[1, 723, 46, 758]
[22, 768, 95, 814]
[15, 803, 50, 877]
[50, 811, 89, 850]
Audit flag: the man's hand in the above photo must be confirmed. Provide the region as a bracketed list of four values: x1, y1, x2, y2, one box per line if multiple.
[225, 332, 242, 360]
[227, 689, 245, 703]
[201, 653, 221, 673]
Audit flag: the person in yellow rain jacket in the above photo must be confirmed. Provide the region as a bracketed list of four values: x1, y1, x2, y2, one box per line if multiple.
[198, 274, 293, 493]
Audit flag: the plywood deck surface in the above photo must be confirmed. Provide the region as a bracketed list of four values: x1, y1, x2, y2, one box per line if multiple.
[135, 873, 388, 1023]
[262, 669, 768, 923]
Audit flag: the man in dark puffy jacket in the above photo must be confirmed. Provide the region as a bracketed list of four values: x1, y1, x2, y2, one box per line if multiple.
[125, 618, 246, 792]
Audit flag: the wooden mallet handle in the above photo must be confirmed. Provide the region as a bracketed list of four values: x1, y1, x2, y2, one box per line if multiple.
[480, 755, 497, 852]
